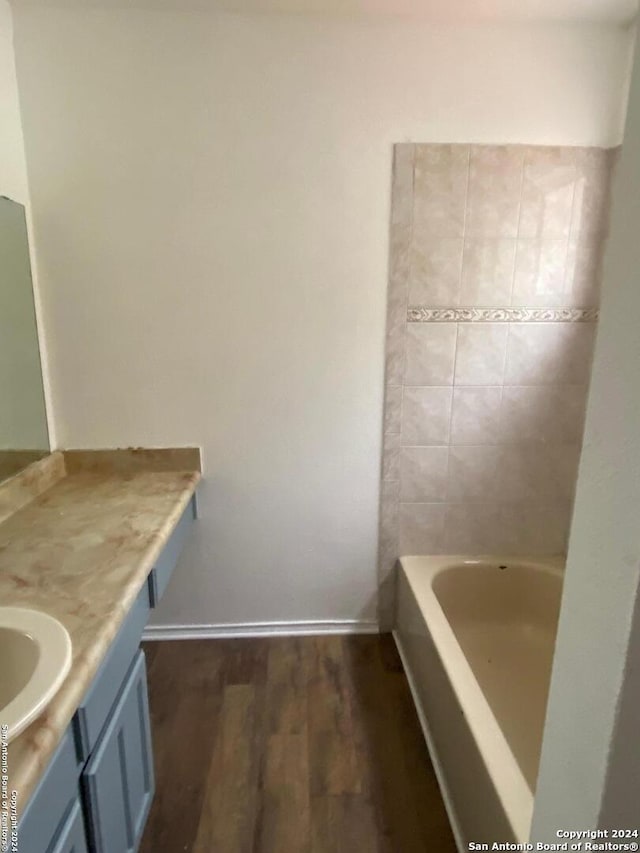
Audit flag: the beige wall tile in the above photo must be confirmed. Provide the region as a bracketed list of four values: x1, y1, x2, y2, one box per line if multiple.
[565, 236, 605, 307]
[391, 143, 415, 225]
[386, 277, 410, 334]
[442, 502, 506, 552]
[454, 323, 509, 385]
[384, 326, 406, 386]
[505, 323, 596, 385]
[500, 385, 587, 445]
[399, 446, 449, 502]
[408, 238, 463, 306]
[451, 386, 503, 445]
[460, 237, 516, 305]
[378, 486, 400, 579]
[381, 478, 401, 501]
[466, 145, 524, 237]
[383, 385, 402, 434]
[413, 144, 469, 239]
[571, 155, 614, 238]
[401, 386, 452, 446]
[404, 323, 457, 385]
[385, 144, 413, 391]
[502, 502, 571, 554]
[450, 409, 584, 505]
[399, 502, 446, 553]
[511, 238, 569, 306]
[376, 574, 397, 631]
[574, 147, 612, 171]
[389, 143, 414, 285]
[544, 442, 582, 502]
[381, 432, 401, 481]
[447, 445, 503, 502]
[380, 143, 610, 570]
[388, 221, 410, 299]
[497, 445, 546, 502]
[519, 146, 577, 239]
[498, 444, 580, 503]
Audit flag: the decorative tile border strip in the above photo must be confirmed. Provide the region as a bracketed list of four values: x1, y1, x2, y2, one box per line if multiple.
[407, 307, 599, 323]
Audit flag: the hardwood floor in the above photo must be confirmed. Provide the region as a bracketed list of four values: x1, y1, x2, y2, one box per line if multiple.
[140, 635, 457, 853]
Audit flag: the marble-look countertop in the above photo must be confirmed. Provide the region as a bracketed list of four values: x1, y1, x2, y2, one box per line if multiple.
[0, 449, 201, 811]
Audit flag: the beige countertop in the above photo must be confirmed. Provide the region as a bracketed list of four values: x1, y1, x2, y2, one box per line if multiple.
[0, 449, 201, 811]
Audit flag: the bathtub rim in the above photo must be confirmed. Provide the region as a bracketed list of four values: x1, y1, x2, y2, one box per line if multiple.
[398, 554, 565, 845]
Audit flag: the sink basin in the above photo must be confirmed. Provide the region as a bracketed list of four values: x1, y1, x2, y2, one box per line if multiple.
[0, 608, 72, 742]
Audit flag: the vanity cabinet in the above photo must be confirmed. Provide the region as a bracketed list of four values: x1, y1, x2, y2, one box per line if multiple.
[74, 588, 151, 761]
[17, 494, 197, 853]
[50, 800, 88, 853]
[82, 652, 154, 853]
[18, 729, 81, 853]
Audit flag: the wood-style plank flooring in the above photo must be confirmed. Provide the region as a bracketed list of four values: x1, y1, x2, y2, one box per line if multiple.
[140, 635, 457, 853]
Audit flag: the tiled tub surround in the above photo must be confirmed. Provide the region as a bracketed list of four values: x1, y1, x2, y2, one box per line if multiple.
[378, 143, 616, 626]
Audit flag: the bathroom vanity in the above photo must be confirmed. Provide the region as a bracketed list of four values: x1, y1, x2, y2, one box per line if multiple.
[0, 450, 201, 853]
[0, 191, 203, 852]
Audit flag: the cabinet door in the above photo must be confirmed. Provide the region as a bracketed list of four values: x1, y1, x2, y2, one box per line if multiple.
[50, 800, 88, 853]
[18, 728, 81, 853]
[82, 651, 154, 853]
[74, 584, 150, 761]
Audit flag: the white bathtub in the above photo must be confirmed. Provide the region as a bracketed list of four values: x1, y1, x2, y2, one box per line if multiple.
[394, 555, 564, 849]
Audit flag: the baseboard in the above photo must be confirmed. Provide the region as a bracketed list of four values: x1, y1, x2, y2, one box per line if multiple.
[392, 630, 466, 853]
[143, 619, 380, 640]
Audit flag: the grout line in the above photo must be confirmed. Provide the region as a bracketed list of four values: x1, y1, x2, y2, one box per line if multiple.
[508, 155, 521, 305]
[514, 146, 527, 244]
[568, 146, 581, 247]
[401, 382, 587, 390]
[444, 323, 461, 503]
[397, 144, 416, 450]
[401, 440, 581, 448]
[404, 142, 416, 312]
[459, 145, 472, 307]
[462, 145, 471, 243]
[396, 499, 572, 507]
[502, 321, 511, 394]
[451, 322, 462, 388]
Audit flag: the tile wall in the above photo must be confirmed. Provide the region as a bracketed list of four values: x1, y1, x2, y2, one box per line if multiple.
[379, 143, 617, 626]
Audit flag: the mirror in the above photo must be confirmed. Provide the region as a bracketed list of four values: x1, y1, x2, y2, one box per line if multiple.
[0, 196, 49, 482]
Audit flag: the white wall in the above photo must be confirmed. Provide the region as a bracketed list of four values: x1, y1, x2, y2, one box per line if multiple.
[11, 7, 634, 627]
[0, 0, 27, 203]
[532, 24, 640, 837]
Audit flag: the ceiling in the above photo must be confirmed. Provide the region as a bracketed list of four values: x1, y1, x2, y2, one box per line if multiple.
[9, 0, 640, 24]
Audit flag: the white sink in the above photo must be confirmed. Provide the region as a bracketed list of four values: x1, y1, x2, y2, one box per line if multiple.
[0, 608, 72, 742]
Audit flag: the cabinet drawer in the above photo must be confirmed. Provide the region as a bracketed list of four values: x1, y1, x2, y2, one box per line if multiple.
[82, 651, 154, 853]
[50, 798, 88, 853]
[148, 495, 196, 606]
[18, 729, 79, 853]
[74, 584, 150, 761]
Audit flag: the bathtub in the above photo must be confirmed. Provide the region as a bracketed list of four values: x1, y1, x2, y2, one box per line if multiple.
[394, 555, 564, 849]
